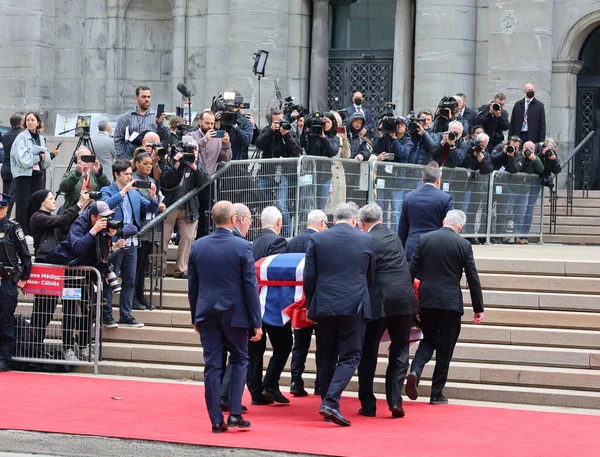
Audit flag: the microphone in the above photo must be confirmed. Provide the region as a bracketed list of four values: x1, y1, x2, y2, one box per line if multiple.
[177, 83, 194, 98]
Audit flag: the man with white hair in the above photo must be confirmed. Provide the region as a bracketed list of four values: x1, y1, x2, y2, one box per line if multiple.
[287, 209, 328, 397]
[247, 206, 290, 405]
[431, 120, 468, 167]
[406, 209, 484, 405]
[232, 203, 252, 239]
[304, 202, 375, 426]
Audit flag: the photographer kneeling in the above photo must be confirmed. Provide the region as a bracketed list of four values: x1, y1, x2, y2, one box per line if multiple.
[373, 116, 413, 233]
[255, 109, 302, 238]
[29, 189, 90, 361]
[160, 140, 209, 279]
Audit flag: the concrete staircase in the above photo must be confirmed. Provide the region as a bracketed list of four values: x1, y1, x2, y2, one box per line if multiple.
[94, 246, 600, 410]
[542, 190, 600, 244]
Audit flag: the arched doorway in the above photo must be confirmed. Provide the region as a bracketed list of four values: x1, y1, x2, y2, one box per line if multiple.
[576, 26, 600, 190]
[122, 0, 174, 110]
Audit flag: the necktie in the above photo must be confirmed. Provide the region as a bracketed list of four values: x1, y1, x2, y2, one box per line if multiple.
[522, 99, 530, 131]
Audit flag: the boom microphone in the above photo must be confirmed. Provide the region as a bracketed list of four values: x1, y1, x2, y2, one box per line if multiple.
[177, 83, 194, 98]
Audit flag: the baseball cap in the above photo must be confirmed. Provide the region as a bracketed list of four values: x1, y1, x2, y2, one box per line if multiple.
[90, 201, 114, 217]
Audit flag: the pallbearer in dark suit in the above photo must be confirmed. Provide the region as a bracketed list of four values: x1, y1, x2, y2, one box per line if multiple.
[220, 202, 252, 412]
[406, 210, 484, 405]
[398, 161, 453, 260]
[509, 83, 546, 144]
[188, 201, 262, 433]
[304, 202, 375, 427]
[286, 209, 328, 397]
[357, 203, 418, 418]
[247, 206, 291, 405]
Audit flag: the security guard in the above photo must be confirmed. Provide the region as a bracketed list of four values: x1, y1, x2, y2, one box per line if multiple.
[0, 193, 32, 372]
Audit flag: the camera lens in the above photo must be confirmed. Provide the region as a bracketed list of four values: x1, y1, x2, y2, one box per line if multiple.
[506, 145, 515, 154]
[105, 271, 121, 294]
[492, 103, 501, 111]
[448, 131, 457, 141]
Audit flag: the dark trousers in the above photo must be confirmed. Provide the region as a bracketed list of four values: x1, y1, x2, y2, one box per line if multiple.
[14, 175, 43, 234]
[0, 285, 18, 363]
[30, 296, 82, 353]
[134, 240, 154, 300]
[199, 316, 249, 426]
[195, 186, 212, 240]
[358, 315, 412, 412]
[247, 323, 293, 399]
[410, 307, 462, 398]
[290, 324, 320, 389]
[317, 315, 366, 411]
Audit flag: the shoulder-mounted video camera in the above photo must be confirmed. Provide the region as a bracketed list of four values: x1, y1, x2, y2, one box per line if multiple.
[379, 102, 402, 134]
[149, 141, 168, 160]
[283, 96, 306, 120]
[305, 111, 324, 136]
[173, 141, 197, 164]
[406, 112, 426, 135]
[438, 96, 459, 119]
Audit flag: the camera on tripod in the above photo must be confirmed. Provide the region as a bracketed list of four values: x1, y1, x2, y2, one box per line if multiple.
[438, 96, 459, 119]
[306, 111, 324, 136]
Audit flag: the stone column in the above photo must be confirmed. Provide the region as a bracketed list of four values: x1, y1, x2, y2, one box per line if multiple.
[171, 0, 187, 110]
[551, 59, 583, 156]
[392, 0, 413, 113]
[486, 0, 554, 124]
[412, 0, 477, 112]
[310, 0, 330, 111]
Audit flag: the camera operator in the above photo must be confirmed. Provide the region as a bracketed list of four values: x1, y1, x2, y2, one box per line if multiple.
[474, 93, 510, 152]
[100, 159, 160, 328]
[189, 111, 232, 238]
[28, 189, 89, 361]
[458, 133, 493, 242]
[215, 91, 254, 161]
[165, 116, 187, 151]
[431, 120, 468, 167]
[489, 136, 524, 242]
[432, 96, 468, 135]
[255, 109, 302, 238]
[59, 147, 110, 211]
[160, 140, 209, 279]
[407, 110, 436, 165]
[520, 139, 560, 243]
[373, 117, 413, 233]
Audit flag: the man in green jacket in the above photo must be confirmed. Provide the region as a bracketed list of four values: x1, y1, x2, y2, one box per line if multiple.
[59, 147, 111, 210]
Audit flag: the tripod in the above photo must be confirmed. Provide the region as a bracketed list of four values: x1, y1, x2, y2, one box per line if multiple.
[56, 126, 97, 196]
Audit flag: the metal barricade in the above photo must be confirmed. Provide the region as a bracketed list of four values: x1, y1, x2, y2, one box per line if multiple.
[487, 171, 545, 242]
[214, 158, 300, 240]
[441, 167, 491, 238]
[13, 264, 103, 374]
[370, 162, 425, 234]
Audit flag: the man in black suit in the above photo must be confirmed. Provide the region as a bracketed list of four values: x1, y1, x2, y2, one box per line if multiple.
[406, 210, 484, 405]
[357, 203, 418, 418]
[286, 209, 328, 397]
[456, 93, 476, 125]
[247, 206, 291, 405]
[304, 202, 376, 427]
[220, 202, 252, 412]
[344, 92, 376, 138]
[398, 161, 453, 260]
[509, 83, 546, 144]
[188, 201, 262, 433]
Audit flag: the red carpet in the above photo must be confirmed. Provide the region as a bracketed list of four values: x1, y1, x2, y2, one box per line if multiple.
[0, 372, 598, 457]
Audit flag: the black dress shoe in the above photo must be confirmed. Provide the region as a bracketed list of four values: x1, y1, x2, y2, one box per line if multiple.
[227, 414, 251, 428]
[405, 372, 419, 400]
[262, 388, 290, 404]
[469, 238, 480, 245]
[430, 395, 449, 405]
[389, 405, 405, 418]
[358, 408, 376, 417]
[251, 397, 274, 406]
[211, 421, 228, 433]
[290, 382, 308, 397]
[319, 406, 351, 427]
[175, 272, 189, 279]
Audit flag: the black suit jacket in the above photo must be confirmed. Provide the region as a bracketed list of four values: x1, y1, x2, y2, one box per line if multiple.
[304, 223, 375, 320]
[462, 107, 477, 124]
[367, 224, 417, 319]
[251, 229, 288, 261]
[287, 228, 318, 254]
[409, 226, 484, 315]
[509, 98, 546, 143]
[398, 184, 453, 260]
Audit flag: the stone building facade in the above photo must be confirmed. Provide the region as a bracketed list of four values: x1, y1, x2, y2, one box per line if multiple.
[1, 0, 600, 185]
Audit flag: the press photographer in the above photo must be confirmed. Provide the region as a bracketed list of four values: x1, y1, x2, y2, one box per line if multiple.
[474, 93, 510, 152]
[432, 96, 467, 134]
[160, 139, 210, 279]
[255, 108, 302, 238]
[59, 147, 110, 211]
[406, 110, 436, 165]
[211, 91, 254, 160]
[431, 120, 468, 167]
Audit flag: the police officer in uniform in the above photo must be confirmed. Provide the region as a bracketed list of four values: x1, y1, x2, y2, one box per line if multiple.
[0, 193, 32, 372]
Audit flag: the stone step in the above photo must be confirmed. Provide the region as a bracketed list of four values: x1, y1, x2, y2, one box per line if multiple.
[473, 273, 600, 294]
[100, 326, 600, 366]
[91, 360, 600, 409]
[543, 197, 600, 208]
[539, 216, 600, 226]
[542, 234, 600, 245]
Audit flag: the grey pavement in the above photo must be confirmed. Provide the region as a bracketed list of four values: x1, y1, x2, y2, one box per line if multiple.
[0, 430, 311, 457]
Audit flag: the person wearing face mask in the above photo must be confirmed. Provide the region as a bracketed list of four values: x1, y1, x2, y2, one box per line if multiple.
[92, 120, 117, 182]
[509, 83, 546, 144]
[344, 92, 375, 139]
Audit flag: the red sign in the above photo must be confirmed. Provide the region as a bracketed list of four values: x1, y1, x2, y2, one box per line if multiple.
[23, 265, 65, 296]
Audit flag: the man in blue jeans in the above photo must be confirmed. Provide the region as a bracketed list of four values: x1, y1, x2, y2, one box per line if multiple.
[101, 159, 159, 328]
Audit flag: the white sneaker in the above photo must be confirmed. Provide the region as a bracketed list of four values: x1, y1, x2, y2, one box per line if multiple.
[78, 346, 94, 360]
[64, 349, 79, 362]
